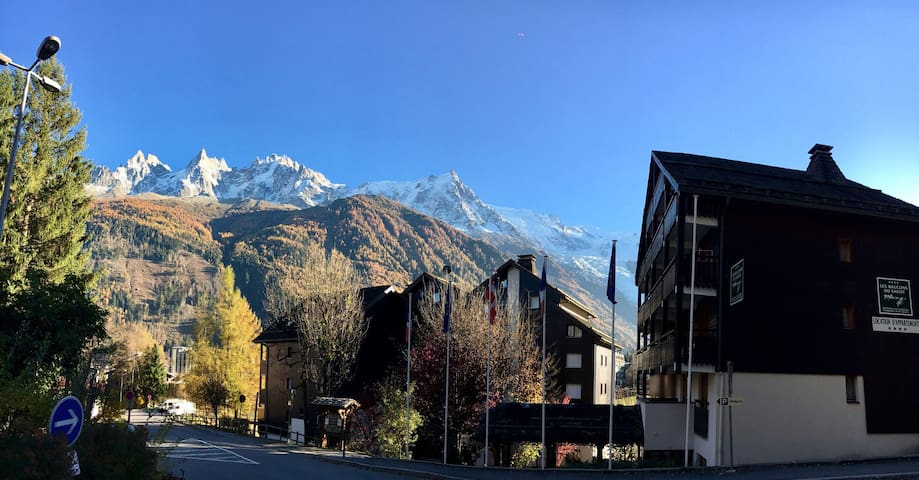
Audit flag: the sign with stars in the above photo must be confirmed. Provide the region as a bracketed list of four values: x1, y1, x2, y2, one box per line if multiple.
[872, 316, 919, 334]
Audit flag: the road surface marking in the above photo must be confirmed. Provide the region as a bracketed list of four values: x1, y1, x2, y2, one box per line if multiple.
[797, 472, 919, 480]
[161, 438, 259, 465]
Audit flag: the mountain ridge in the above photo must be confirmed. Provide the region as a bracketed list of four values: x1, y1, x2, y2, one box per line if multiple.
[89, 149, 639, 347]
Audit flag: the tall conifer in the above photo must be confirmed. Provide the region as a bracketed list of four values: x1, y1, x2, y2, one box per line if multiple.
[0, 59, 91, 288]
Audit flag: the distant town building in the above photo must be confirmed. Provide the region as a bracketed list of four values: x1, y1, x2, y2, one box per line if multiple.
[166, 346, 189, 380]
[634, 144, 919, 466]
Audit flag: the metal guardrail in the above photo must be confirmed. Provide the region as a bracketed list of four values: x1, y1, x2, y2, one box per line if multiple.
[179, 413, 310, 446]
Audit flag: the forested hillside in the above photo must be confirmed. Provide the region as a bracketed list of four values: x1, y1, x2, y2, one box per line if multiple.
[87, 195, 511, 344]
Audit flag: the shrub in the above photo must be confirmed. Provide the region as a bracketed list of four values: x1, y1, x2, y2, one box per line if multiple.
[74, 423, 161, 480]
[0, 419, 72, 479]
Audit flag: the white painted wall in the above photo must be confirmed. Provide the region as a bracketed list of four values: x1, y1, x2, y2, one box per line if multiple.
[724, 373, 919, 465]
[644, 372, 919, 466]
[594, 344, 612, 404]
[640, 400, 688, 451]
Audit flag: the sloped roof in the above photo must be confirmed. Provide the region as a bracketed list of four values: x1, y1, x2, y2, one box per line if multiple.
[492, 258, 615, 348]
[310, 396, 360, 409]
[652, 150, 919, 223]
[252, 284, 400, 344]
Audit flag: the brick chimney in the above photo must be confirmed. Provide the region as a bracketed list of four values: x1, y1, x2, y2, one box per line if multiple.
[806, 144, 847, 183]
[517, 254, 537, 274]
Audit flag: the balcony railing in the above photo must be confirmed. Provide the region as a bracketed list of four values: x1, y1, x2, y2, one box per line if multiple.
[634, 331, 675, 372]
[683, 251, 717, 290]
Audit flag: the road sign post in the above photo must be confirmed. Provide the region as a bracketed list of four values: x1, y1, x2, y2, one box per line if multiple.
[49, 396, 84, 447]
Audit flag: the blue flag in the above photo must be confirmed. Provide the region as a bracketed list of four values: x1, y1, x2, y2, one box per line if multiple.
[538, 260, 547, 317]
[443, 286, 452, 333]
[607, 241, 617, 304]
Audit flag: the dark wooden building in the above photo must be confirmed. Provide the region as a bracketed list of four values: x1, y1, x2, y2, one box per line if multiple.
[495, 255, 616, 405]
[633, 144, 919, 466]
[253, 284, 404, 437]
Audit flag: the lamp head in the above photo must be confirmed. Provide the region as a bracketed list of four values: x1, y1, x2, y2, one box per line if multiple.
[37, 75, 62, 93]
[36, 36, 61, 61]
[0, 52, 11, 66]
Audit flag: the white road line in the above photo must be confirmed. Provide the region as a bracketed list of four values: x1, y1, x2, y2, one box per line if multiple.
[161, 437, 259, 465]
[796, 471, 919, 480]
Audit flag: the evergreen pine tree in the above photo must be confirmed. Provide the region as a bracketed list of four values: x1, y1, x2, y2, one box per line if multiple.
[0, 58, 92, 289]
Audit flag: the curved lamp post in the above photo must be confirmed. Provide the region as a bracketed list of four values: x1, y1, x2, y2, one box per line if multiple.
[0, 35, 62, 239]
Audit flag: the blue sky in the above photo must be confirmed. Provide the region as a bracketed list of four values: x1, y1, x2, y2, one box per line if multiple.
[2, 1, 918, 235]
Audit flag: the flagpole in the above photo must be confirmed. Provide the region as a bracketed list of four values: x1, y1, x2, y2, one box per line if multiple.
[608, 240, 617, 470]
[540, 256, 548, 470]
[684, 194, 699, 468]
[443, 265, 452, 465]
[485, 278, 492, 467]
[405, 292, 412, 460]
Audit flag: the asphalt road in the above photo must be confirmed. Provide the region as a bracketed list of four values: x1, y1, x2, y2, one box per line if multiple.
[136, 412, 919, 480]
[143, 415, 406, 480]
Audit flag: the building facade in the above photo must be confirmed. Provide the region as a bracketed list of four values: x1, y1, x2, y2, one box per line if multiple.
[633, 144, 919, 466]
[495, 254, 617, 405]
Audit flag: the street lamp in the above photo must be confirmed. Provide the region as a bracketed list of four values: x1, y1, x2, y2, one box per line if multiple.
[0, 35, 62, 239]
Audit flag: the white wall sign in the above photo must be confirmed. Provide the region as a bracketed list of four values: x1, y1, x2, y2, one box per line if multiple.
[872, 316, 919, 334]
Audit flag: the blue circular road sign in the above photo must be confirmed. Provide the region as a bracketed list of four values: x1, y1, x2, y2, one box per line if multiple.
[49, 396, 84, 447]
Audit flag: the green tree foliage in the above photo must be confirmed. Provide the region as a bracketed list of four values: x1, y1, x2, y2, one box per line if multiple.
[74, 423, 162, 480]
[185, 265, 260, 420]
[0, 271, 107, 424]
[135, 345, 168, 402]
[0, 59, 92, 290]
[264, 244, 367, 398]
[369, 381, 422, 459]
[0, 418, 71, 479]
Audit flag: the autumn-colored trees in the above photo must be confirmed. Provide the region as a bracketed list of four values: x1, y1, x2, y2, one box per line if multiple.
[264, 244, 367, 399]
[185, 265, 260, 421]
[410, 285, 543, 462]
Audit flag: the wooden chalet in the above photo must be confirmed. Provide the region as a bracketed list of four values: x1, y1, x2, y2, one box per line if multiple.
[634, 144, 919, 466]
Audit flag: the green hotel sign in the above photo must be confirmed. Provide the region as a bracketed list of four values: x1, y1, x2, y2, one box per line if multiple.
[877, 277, 913, 317]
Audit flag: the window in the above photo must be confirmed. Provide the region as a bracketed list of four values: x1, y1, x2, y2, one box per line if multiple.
[529, 295, 540, 310]
[566, 353, 582, 369]
[845, 376, 858, 403]
[566, 384, 582, 400]
[600, 355, 607, 367]
[433, 292, 441, 303]
[600, 383, 607, 395]
[842, 304, 855, 330]
[567, 325, 582, 338]
[838, 238, 852, 263]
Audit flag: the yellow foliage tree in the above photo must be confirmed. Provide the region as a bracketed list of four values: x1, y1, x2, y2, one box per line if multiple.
[186, 265, 261, 420]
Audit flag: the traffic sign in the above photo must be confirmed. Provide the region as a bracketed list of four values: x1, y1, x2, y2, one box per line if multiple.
[717, 397, 745, 406]
[49, 396, 84, 447]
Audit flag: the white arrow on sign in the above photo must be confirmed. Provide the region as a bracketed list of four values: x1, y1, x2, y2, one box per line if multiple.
[54, 408, 80, 435]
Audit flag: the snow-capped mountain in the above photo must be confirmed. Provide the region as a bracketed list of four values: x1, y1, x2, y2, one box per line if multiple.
[90, 150, 343, 206]
[87, 149, 639, 346]
[345, 172, 639, 291]
[88, 150, 171, 196]
[217, 154, 344, 206]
